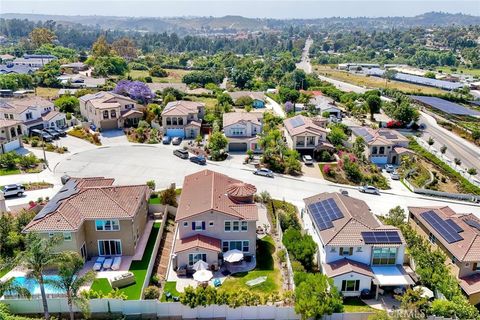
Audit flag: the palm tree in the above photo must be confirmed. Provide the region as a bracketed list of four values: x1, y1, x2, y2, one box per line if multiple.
[17, 233, 60, 320]
[454, 158, 462, 168]
[427, 137, 435, 149]
[48, 252, 96, 320]
[440, 145, 447, 156]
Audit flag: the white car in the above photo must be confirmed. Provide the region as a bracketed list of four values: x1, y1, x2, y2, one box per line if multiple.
[384, 164, 395, 173]
[1, 184, 25, 197]
[390, 171, 400, 180]
[253, 168, 274, 178]
[358, 185, 380, 195]
[302, 155, 314, 165]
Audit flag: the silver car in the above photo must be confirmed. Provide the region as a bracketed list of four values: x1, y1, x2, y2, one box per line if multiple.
[358, 185, 380, 195]
[302, 155, 314, 165]
[253, 168, 274, 178]
[1, 184, 25, 197]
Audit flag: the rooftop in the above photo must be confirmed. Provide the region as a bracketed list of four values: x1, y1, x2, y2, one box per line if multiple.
[227, 91, 265, 101]
[162, 100, 205, 116]
[80, 91, 135, 109]
[283, 115, 328, 137]
[351, 127, 408, 146]
[0, 96, 53, 114]
[223, 112, 263, 128]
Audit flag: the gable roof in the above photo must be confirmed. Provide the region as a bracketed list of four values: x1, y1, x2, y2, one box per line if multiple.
[284, 115, 328, 137]
[351, 127, 408, 146]
[409, 206, 480, 262]
[79, 91, 136, 108]
[0, 119, 22, 128]
[227, 91, 265, 102]
[174, 234, 222, 253]
[176, 170, 258, 222]
[304, 192, 403, 246]
[0, 96, 53, 114]
[23, 177, 149, 232]
[161, 100, 205, 116]
[322, 258, 374, 278]
[223, 112, 263, 128]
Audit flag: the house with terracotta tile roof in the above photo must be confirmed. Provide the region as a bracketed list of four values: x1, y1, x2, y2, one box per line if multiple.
[173, 170, 258, 270]
[304, 192, 411, 298]
[79, 91, 142, 130]
[349, 126, 410, 165]
[408, 206, 480, 304]
[283, 114, 333, 159]
[23, 177, 151, 261]
[161, 100, 205, 138]
[0, 96, 66, 134]
[222, 112, 263, 153]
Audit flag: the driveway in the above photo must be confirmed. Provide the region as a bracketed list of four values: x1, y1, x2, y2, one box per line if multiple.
[100, 129, 130, 146]
[265, 97, 285, 118]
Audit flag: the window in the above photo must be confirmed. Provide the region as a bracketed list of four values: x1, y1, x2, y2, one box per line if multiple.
[330, 247, 337, 252]
[222, 241, 249, 252]
[10, 128, 16, 137]
[356, 247, 363, 252]
[340, 247, 353, 256]
[178, 118, 183, 125]
[183, 221, 188, 227]
[63, 232, 72, 241]
[222, 241, 229, 252]
[166, 117, 171, 125]
[451, 256, 456, 264]
[9, 114, 13, 120]
[95, 220, 120, 231]
[341, 280, 360, 292]
[379, 146, 385, 154]
[80, 243, 87, 261]
[48, 232, 55, 238]
[306, 136, 315, 145]
[192, 221, 205, 231]
[209, 221, 214, 227]
[372, 146, 378, 154]
[241, 221, 248, 231]
[172, 118, 177, 125]
[233, 221, 240, 232]
[103, 110, 109, 119]
[242, 241, 249, 252]
[98, 240, 122, 256]
[188, 253, 206, 266]
[110, 110, 116, 118]
[225, 221, 231, 232]
[428, 233, 436, 244]
[26, 112, 33, 120]
[372, 247, 397, 265]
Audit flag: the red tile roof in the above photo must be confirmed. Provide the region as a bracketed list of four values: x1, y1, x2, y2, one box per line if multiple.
[322, 258, 373, 278]
[460, 273, 480, 295]
[283, 115, 328, 137]
[174, 234, 222, 253]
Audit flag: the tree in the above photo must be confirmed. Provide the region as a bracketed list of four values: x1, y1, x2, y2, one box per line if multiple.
[208, 132, 228, 161]
[54, 96, 79, 114]
[161, 186, 178, 207]
[427, 137, 435, 148]
[149, 65, 168, 77]
[113, 80, 155, 104]
[352, 136, 366, 160]
[384, 206, 406, 227]
[112, 37, 137, 61]
[50, 252, 96, 320]
[454, 158, 462, 168]
[468, 168, 477, 178]
[29, 28, 56, 48]
[231, 64, 253, 89]
[393, 101, 419, 124]
[91, 35, 111, 58]
[366, 94, 381, 120]
[234, 96, 253, 107]
[424, 71, 436, 79]
[397, 287, 429, 315]
[17, 233, 60, 320]
[282, 228, 316, 270]
[294, 273, 343, 320]
[440, 145, 447, 155]
[89, 55, 128, 76]
[278, 87, 300, 104]
[327, 126, 347, 146]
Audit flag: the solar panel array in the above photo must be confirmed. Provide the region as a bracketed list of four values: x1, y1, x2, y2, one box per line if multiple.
[361, 231, 402, 244]
[33, 179, 80, 220]
[289, 117, 305, 128]
[465, 219, 480, 232]
[352, 127, 374, 142]
[410, 96, 480, 116]
[308, 198, 344, 231]
[421, 211, 464, 244]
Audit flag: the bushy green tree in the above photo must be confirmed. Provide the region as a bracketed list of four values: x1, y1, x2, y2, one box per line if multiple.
[208, 131, 228, 161]
[282, 228, 316, 271]
[54, 96, 79, 114]
[149, 65, 168, 77]
[327, 126, 346, 146]
[384, 206, 406, 227]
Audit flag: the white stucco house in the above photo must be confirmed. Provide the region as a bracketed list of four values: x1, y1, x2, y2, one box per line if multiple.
[222, 112, 263, 153]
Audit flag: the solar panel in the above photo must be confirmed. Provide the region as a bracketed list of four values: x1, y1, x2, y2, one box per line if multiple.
[445, 219, 463, 233]
[308, 198, 344, 231]
[367, 69, 463, 91]
[421, 211, 463, 244]
[33, 179, 80, 220]
[410, 96, 480, 116]
[290, 117, 305, 128]
[465, 219, 480, 231]
[361, 231, 402, 244]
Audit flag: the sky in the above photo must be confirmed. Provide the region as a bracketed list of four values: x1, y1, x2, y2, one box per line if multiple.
[1, 0, 479, 19]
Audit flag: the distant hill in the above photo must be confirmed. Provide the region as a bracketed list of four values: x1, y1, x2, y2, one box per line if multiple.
[1, 12, 479, 34]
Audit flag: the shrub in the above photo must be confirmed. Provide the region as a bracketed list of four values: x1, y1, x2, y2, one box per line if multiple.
[161, 186, 178, 207]
[149, 66, 168, 77]
[146, 180, 156, 190]
[277, 249, 286, 263]
[144, 286, 160, 300]
[291, 260, 306, 273]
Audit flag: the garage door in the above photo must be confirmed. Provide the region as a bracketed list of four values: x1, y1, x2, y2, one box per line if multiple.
[371, 156, 388, 165]
[4, 139, 20, 152]
[166, 129, 185, 138]
[101, 120, 118, 130]
[228, 142, 248, 152]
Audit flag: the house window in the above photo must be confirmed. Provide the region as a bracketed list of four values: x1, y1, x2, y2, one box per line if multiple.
[225, 221, 231, 232]
[48, 232, 55, 238]
[10, 128, 16, 137]
[166, 117, 171, 125]
[372, 247, 397, 265]
[98, 240, 122, 256]
[451, 256, 456, 264]
[95, 220, 120, 231]
[9, 114, 13, 120]
[341, 280, 360, 292]
[232, 221, 240, 232]
[222, 241, 249, 252]
[178, 118, 183, 125]
[172, 118, 178, 125]
[475, 263, 480, 271]
[372, 146, 378, 154]
[183, 221, 188, 227]
[16, 126, 22, 136]
[379, 146, 385, 154]
[306, 136, 315, 146]
[192, 221, 205, 231]
[209, 221, 214, 227]
[356, 247, 363, 252]
[63, 232, 72, 241]
[188, 253, 206, 266]
[110, 110, 116, 118]
[428, 232, 436, 244]
[242, 241, 249, 252]
[80, 243, 87, 260]
[103, 110, 109, 119]
[26, 112, 33, 120]
[339, 247, 353, 256]
[241, 221, 248, 231]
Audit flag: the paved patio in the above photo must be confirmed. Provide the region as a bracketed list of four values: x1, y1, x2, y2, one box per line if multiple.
[362, 294, 401, 312]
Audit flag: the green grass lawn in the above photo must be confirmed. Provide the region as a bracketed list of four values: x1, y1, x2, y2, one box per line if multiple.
[436, 66, 480, 77]
[0, 268, 11, 278]
[90, 222, 161, 299]
[160, 281, 180, 302]
[343, 298, 375, 313]
[219, 236, 280, 296]
[129, 69, 191, 83]
[0, 168, 21, 176]
[148, 197, 161, 204]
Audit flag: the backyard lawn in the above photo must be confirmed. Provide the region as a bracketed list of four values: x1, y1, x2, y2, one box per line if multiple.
[343, 298, 375, 313]
[160, 281, 180, 302]
[219, 236, 281, 296]
[90, 222, 161, 299]
[129, 69, 191, 83]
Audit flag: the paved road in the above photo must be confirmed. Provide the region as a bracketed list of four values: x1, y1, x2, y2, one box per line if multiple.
[51, 144, 480, 216]
[419, 112, 480, 179]
[265, 97, 286, 118]
[296, 37, 313, 74]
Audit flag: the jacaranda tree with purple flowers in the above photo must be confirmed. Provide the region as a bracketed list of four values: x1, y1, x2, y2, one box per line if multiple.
[113, 80, 155, 104]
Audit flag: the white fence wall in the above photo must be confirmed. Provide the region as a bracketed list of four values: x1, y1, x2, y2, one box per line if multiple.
[2, 298, 374, 320]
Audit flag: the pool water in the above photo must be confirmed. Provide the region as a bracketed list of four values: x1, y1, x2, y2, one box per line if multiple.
[13, 275, 66, 295]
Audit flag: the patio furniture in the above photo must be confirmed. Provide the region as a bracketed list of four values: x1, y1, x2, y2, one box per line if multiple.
[192, 260, 209, 271]
[245, 255, 252, 263]
[111, 257, 122, 271]
[103, 258, 113, 269]
[165, 291, 172, 300]
[193, 269, 213, 282]
[213, 278, 222, 287]
[413, 286, 434, 299]
[173, 296, 179, 302]
[93, 257, 105, 271]
[177, 266, 187, 277]
[246, 276, 267, 287]
[109, 272, 135, 288]
[223, 249, 244, 263]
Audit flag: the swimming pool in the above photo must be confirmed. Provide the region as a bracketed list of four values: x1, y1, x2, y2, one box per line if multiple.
[12, 275, 66, 295]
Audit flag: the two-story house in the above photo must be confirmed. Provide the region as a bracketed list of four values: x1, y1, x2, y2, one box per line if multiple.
[0, 96, 66, 134]
[0, 119, 23, 153]
[408, 206, 480, 305]
[79, 92, 143, 130]
[23, 177, 151, 261]
[173, 170, 258, 270]
[283, 115, 333, 159]
[304, 192, 412, 298]
[222, 112, 263, 153]
[350, 127, 410, 165]
[161, 100, 205, 138]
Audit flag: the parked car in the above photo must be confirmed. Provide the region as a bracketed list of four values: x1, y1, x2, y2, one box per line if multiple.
[302, 155, 314, 165]
[162, 136, 171, 145]
[173, 149, 189, 159]
[390, 171, 400, 180]
[358, 185, 380, 195]
[189, 155, 206, 165]
[339, 188, 349, 196]
[384, 164, 395, 173]
[30, 129, 53, 142]
[253, 168, 274, 178]
[52, 128, 67, 137]
[172, 137, 183, 146]
[1, 184, 25, 197]
[43, 128, 60, 139]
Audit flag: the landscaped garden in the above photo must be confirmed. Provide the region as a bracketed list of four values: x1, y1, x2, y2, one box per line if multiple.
[125, 121, 161, 144]
[342, 298, 375, 313]
[0, 152, 44, 175]
[67, 126, 101, 145]
[148, 187, 182, 205]
[22, 136, 69, 153]
[90, 222, 161, 300]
